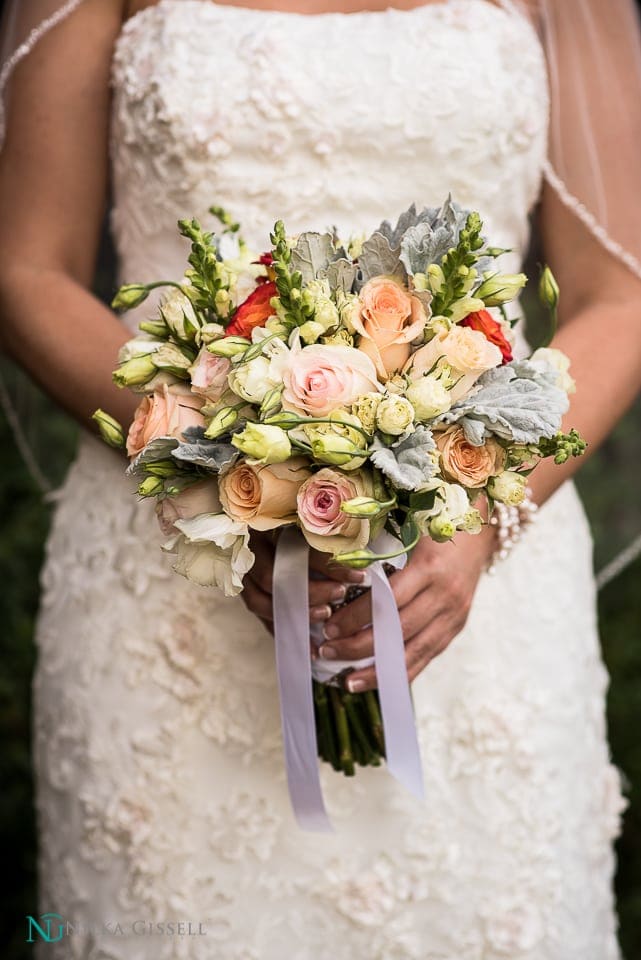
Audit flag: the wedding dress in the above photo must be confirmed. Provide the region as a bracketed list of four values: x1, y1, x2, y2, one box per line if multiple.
[31, 1, 627, 957]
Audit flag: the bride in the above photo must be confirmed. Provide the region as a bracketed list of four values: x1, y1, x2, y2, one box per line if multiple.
[1, 0, 641, 957]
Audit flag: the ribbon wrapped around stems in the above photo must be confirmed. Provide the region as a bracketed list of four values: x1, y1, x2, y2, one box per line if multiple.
[272, 527, 426, 832]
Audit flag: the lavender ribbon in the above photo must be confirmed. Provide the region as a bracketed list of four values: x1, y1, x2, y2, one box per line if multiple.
[273, 528, 425, 831]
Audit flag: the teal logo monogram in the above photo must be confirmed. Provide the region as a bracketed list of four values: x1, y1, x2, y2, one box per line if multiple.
[25, 913, 65, 944]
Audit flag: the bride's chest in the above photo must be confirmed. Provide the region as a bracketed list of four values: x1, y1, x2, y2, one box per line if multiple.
[111, 0, 548, 185]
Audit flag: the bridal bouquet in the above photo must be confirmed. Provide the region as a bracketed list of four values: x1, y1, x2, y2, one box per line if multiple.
[95, 200, 584, 802]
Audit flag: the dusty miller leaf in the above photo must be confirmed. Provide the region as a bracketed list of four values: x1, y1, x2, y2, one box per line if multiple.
[126, 437, 179, 479]
[356, 232, 407, 287]
[370, 426, 437, 491]
[291, 232, 336, 284]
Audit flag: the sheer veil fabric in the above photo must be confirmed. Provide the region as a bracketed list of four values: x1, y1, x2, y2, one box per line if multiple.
[2, 0, 641, 284]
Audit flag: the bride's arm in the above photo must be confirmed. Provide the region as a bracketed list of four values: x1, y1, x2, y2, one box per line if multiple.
[0, 0, 138, 429]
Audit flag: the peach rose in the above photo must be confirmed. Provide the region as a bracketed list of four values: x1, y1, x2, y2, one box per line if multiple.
[189, 347, 232, 403]
[219, 457, 311, 531]
[405, 324, 502, 402]
[126, 384, 205, 458]
[282, 344, 382, 417]
[156, 480, 221, 537]
[352, 277, 428, 378]
[297, 467, 372, 554]
[435, 426, 506, 488]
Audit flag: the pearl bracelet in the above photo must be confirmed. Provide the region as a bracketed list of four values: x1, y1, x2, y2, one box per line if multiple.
[485, 487, 538, 575]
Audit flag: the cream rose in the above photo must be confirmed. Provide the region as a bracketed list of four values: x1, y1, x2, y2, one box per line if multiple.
[352, 277, 428, 378]
[126, 384, 205, 458]
[436, 425, 506, 488]
[282, 344, 382, 417]
[156, 480, 221, 536]
[296, 467, 372, 554]
[219, 457, 311, 531]
[405, 325, 502, 402]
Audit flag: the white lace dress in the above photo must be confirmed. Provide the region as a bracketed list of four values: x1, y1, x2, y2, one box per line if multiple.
[33, 1, 627, 958]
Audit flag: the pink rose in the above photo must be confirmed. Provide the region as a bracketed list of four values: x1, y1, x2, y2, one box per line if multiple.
[189, 347, 231, 402]
[352, 277, 428, 379]
[155, 480, 222, 536]
[126, 384, 205, 457]
[282, 344, 382, 417]
[297, 467, 372, 554]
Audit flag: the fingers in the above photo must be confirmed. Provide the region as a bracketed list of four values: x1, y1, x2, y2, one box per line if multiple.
[317, 628, 375, 662]
[241, 576, 274, 623]
[308, 548, 368, 585]
[341, 612, 452, 692]
[322, 589, 372, 641]
[308, 580, 348, 610]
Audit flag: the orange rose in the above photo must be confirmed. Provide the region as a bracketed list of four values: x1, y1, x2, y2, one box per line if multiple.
[460, 309, 513, 364]
[436, 425, 506, 488]
[219, 457, 311, 531]
[126, 384, 205, 458]
[226, 280, 277, 337]
[352, 277, 428, 379]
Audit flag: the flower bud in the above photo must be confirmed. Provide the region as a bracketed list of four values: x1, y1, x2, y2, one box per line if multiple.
[259, 385, 283, 417]
[198, 323, 226, 345]
[299, 320, 326, 344]
[204, 406, 239, 439]
[215, 288, 232, 317]
[309, 432, 367, 467]
[113, 354, 157, 388]
[152, 343, 193, 374]
[428, 513, 457, 542]
[111, 283, 150, 311]
[351, 392, 382, 434]
[340, 497, 389, 518]
[138, 476, 164, 497]
[333, 549, 374, 569]
[539, 265, 559, 312]
[139, 319, 169, 338]
[160, 288, 201, 340]
[207, 336, 251, 358]
[144, 460, 179, 478]
[231, 423, 292, 464]
[426, 264, 445, 294]
[375, 395, 414, 436]
[487, 470, 527, 506]
[476, 272, 527, 306]
[92, 409, 126, 449]
[406, 375, 452, 421]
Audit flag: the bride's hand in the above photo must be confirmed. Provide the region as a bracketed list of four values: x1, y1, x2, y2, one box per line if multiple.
[241, 532, 367, 636]
[316, 524, 498, 692]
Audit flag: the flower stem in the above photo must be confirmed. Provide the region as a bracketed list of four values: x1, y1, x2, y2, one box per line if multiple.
[328, 685, 355, 776]
[363, 690, 386, 757]
[343, 693, 377, 766]
[313, 681, 340, 771]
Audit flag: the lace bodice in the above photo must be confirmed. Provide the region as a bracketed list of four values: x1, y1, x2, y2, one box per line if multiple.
[110, 0, 548, 313]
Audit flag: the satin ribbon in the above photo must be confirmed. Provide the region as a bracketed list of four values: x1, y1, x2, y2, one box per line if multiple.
[273, 528, 425, 832]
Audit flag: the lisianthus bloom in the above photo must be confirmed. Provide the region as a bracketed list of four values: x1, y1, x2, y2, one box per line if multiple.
[297, 467, 373, 554]
[126, 384, 205, 458]
[405, 324, 502, 402]
[435, 425, 506, 488]
[226, 280, 278, 337]
[460, 309, 513, 364]
[219, 457, 311, 530]
[351, 276, 428, 378]
[156, 480, 222, 536]
[189, 347, 231, 402]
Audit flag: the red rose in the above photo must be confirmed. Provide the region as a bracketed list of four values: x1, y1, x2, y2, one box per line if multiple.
[226, 280, 277, 338]
[460, 309, 513, 364]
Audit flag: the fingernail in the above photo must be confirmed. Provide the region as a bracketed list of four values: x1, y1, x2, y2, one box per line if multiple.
[345, 571, 366, 584]
[347, 678, 366, 693]
[330, 585, 346, 603]
[310, 605, 332, 622]
[323, 623, 340, 641]
[319, 645, 337, 659]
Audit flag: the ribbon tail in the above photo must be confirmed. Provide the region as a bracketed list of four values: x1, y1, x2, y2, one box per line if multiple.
[371, 562, 426, 803]
[273, 527, 333, 832]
